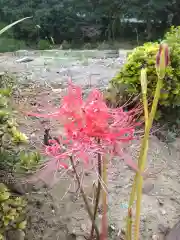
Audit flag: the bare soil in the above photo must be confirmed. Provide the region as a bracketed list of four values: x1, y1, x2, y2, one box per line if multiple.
[1, 50, 180, 240]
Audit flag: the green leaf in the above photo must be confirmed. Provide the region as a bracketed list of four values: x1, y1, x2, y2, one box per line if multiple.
[17, 220, 27, 230]
[0, 17, 32, 36]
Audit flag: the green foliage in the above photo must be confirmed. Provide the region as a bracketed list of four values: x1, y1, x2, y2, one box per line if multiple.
[0, 183, 27, 239]
[61, 40, 71, 50]
[97, 41, 111, 50]
[0, 73, 17, 90]
[164, 26, 180, 45]
[0, 88, 27, 170]
[0, 74, 41, 171]
[37, 39, 50, 50]
[0, 22, 13, 38]
[83, 43, 92, 50]
[0, 17, 32, 53]
[0, 0, 178, 45]
[16, 151, 42, 172]
[0, 74, 41, 237]
[109, 36, 180, 110]
[0, 38, 26, 53]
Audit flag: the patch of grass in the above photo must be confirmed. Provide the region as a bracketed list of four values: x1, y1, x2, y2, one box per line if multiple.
[37, 39, 51, 50]
[0, 38, 26, 53]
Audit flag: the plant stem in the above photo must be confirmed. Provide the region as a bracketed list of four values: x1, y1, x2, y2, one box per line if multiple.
[126, 180, 136, 240]
[126, 78, 163, 239]
[101, 156, 108, 240]
[126, 79, 149, 240]
[142, 94, 149, 129]
[69, 156, 100, 239]
[134, 77, 163, 240]
[90, 152, 102, 239]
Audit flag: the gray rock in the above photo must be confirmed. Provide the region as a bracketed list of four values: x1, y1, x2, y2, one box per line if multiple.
[16, 57, 33, 63]
[142, 181, 155, 194]
[6, 230, 25, 240]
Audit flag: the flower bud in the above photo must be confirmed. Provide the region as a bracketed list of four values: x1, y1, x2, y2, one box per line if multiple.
[156, 42, 170, 79]
[140, 68, 147, 95]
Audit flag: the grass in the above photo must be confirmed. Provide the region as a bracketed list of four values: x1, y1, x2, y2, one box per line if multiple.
[0, 37, 26, 53]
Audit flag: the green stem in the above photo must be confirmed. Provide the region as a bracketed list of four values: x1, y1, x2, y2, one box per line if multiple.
[69, 156, 100, 239]
[126, 180, 136, 240]
[126, 84, 149, 240]
[135, 77, 163, 240]
[101, 156, 108, 240]
[90, 152, 102, 239]
[142, 93, 149, 129]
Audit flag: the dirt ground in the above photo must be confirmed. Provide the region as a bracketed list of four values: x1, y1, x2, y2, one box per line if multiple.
[1, 50, 180, 239]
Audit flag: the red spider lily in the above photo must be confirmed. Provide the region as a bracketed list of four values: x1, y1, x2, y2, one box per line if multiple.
[27, 81, 140, 180]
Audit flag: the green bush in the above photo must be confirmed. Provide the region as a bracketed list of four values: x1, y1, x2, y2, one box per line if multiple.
[0, 73, 42, 238]
[61, 40, 71, 50]
[109, 28, 180, 110]
[0, 74, 41, 171]
[97, 41, 111, 50]
[37, 39, 50, 50]
[83, 42, 92, 49]
[0, 183, 27, 240]
[0, 22, 13, 38]
[0, 38, 26, 53]
[164, 26, 180, 45]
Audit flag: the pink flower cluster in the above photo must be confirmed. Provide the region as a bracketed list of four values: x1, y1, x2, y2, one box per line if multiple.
[28, 81, 139, 173]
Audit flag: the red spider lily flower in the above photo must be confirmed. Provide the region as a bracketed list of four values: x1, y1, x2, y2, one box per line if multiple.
[27, 81, 140, 182]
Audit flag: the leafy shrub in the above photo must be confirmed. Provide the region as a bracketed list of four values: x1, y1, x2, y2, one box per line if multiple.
[109, 39, 180, 110]
[0, 183, 27, 240]
[97, 41, 111, 50]
[37, 39, 50, 50]
[0, 73, 41, 171]
[83, 42, 92, 49]
[61, 40, 71, 49]
[164, 26, 180, 45]
[0, 38, 26, 53]
[0, 22, 13, 38]
[0, 73, 42, 238]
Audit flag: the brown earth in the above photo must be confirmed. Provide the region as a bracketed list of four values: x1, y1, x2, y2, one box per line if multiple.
[1, 50, 180, 240]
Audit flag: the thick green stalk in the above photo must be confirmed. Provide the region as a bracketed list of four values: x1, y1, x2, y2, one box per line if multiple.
[126, 179, 136, 240]
[126, 78, 149, 240]
[134, 77, 163, 240]
[126, 78, 162, 239]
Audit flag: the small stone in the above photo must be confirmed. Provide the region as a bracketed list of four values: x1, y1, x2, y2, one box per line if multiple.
[160, 209, 166, 215]
[152, 234, 159, 240]
[109, 224, 116, 231]
[142, 181, 154, 194]
[6, 229, 25, 240]
[67, 233, 77, 240]
[157, 198, 164, 206]
[76, 237, 84, 240]
[80, 223, 87, 232]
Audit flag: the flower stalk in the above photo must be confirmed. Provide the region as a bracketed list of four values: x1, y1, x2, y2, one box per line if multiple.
[69, 156, 100, 239]
[90, 151, 102, 239]
[101, 156, 108, 240]
[127, 42, 169, 240]
[135, 77, 162, 239]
